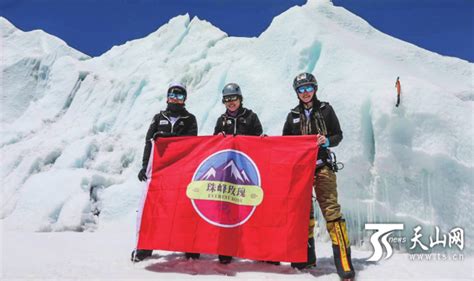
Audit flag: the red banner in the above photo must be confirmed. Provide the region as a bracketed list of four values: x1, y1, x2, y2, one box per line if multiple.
[136, 135, 318, 262]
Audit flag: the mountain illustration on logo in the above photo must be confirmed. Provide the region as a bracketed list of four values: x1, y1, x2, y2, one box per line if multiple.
[188, 150, 262, 228]
[198, 159, 253, 185]
[202, 167, 216, 180]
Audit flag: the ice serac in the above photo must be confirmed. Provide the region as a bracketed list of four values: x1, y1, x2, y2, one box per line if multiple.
[1, 17, 89, 125]
[1, 1, 472, 251]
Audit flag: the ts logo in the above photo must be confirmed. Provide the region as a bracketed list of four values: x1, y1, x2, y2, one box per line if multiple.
[365, 224, 404, 262]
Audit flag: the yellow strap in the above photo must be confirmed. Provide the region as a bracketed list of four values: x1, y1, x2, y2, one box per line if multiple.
[328, 222, 339, 245]
[341, 220, 351, 247]
[334, 221, 351, 272]
[308, 218, 316, 238]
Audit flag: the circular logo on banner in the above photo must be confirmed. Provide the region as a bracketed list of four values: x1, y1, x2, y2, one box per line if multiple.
[186, 149, 263, 228]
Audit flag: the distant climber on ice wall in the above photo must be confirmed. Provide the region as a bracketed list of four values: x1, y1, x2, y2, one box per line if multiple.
[395, 76, 401, 107]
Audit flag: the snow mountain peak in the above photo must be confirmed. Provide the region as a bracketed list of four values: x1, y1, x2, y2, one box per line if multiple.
[0, 17, 16, 35]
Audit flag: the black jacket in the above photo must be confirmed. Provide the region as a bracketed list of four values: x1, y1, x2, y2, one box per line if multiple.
[213, 107, 263, 136]
[282, 100, 342, 161]
[141, 108, 197, 168]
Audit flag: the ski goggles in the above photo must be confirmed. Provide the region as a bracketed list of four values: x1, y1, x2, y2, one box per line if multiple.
[222, 95, 240, 103]
[297, 85, 315, 94]
[167, 92, 186, 101]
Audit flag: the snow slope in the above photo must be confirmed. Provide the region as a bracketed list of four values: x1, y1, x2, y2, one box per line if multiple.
[1, 0, 473, 279]
[2, 227, 472, 281]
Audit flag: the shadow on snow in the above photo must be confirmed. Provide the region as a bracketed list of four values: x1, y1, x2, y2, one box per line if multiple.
[143, 253, 375, 277]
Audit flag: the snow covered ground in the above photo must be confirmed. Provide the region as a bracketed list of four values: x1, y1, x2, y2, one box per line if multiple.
[2, 219, 473, 281]
[1, 0, 472, 279]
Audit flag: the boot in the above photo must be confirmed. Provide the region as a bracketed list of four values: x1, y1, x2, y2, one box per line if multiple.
[185, 252, 200, 260]
[291, 237, 316, 269]
[218, 255, 233, 264]
[327, 219, 355, 279]
[131, 249, 153, 262]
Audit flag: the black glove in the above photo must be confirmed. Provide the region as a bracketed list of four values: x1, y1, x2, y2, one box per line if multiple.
[137, 168, 147, 182]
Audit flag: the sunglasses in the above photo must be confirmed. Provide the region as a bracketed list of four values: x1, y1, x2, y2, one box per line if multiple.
[222, 95, 239, 103]
[297, 85, 315, 94]
[168, 92, 186, 100]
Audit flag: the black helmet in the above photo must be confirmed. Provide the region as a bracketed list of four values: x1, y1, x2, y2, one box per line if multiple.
[293, 72, 318, 92]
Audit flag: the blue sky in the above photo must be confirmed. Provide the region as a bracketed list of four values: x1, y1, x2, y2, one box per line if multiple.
[1, 0, 472, 62]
